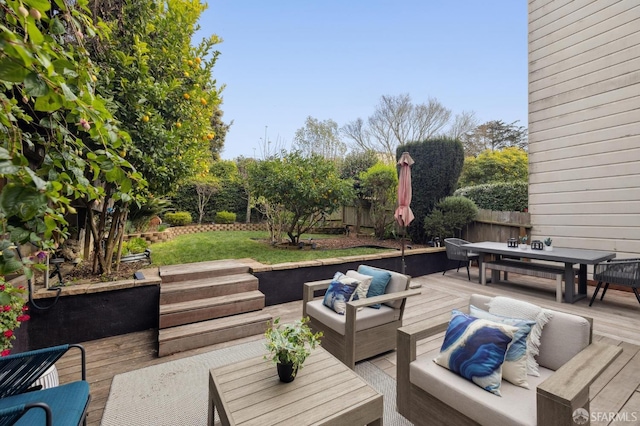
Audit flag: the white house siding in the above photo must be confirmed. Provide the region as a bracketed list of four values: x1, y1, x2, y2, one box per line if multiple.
[528, 0, 640, 258]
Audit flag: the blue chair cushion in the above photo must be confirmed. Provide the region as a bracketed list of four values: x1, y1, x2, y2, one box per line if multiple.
[433, 310, 518, 396]
[357, 265, 392, 308]
[0, 381, 90, 425]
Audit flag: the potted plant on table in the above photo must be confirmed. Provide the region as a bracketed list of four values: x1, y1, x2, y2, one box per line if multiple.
[264, 317, 322, 383]
[544, 238, 553, 251]
[519, 235, 528, 249]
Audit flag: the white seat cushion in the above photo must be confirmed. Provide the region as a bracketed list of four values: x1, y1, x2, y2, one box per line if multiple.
[410, 347, 554, 426]
[305, 299, 399, 335]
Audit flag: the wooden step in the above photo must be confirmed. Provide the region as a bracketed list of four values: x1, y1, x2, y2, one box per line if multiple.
[160, 273, 259, 305]
[158, 312, 273, 357]
[159, 291, 265, 329]
[159, 260, 251, 284]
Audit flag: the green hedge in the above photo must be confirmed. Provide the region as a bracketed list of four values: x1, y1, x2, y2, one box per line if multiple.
[454, 181, 528, 211]
[397, 138, 465, 244]
[171, 182, 247, 223]
[215, 211, 236, 224]
[164, 211, 193, 226]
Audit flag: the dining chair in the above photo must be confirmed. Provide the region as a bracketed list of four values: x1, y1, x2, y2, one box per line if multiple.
[443, 238, 479, 281]
[590, 258, 640, 306]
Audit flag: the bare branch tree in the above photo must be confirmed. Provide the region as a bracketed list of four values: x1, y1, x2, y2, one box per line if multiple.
[341, 118, 371, 152]
[446, 110, 478, 140]
[349, 94, 453, 160]
[412, 98, 452, 140]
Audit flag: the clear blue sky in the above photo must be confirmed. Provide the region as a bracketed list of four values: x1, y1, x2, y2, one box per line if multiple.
[196, 1, 528, 160]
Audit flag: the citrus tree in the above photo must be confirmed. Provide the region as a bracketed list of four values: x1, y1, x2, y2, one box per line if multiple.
[247, 152, 355, 245]
[0, 0, 146, 275]
[88, 0, 225, 196]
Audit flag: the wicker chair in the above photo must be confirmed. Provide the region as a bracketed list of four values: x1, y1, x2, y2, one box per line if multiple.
[443, 238, 479, 281]
[590, 258, 640, 306]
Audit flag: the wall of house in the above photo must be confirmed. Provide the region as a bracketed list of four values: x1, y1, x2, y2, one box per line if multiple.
[528, 0, 640, 257]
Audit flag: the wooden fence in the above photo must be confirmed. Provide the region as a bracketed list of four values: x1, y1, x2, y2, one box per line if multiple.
[463, 209, 531, 242]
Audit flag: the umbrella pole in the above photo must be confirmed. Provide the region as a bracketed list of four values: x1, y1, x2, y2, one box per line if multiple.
[401, 226, 406, 274]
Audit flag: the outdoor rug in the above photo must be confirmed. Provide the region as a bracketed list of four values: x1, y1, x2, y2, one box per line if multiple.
[101, 340, 411, 425]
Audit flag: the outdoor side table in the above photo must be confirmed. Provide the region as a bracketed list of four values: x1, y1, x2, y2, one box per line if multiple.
[208, 345, 383, 425]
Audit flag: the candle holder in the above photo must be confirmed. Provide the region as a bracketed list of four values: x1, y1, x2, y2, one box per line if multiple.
[531, 240, 544, 250]
[507, 238, 518, 248]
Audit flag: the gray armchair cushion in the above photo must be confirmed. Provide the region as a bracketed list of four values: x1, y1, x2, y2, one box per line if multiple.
[410, 347, 553, 426]
[305, 299, 399, 335]
[470, 294, 591, 371]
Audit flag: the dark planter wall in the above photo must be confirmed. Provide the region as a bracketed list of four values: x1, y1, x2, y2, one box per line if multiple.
[15, 285, 159, 352]
[256, 251, 448, 306]
[13, 250, 447, 350]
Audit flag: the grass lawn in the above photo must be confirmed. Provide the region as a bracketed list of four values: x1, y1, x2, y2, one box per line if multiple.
[149, 231, 390, 266]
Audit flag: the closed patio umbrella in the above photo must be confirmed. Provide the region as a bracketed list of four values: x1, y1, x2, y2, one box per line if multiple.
[394, 152, 415, 274]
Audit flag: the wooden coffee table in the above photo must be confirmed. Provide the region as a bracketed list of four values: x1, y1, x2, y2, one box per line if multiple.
[208, 345, 383, 425]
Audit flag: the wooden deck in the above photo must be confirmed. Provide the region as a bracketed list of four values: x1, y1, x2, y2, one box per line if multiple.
[56, 267, 640, 426]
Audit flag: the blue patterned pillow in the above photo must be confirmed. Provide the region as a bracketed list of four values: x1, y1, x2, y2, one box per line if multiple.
[322, 275, 360, 315]
[357, 265, 391, 309]
[469, 305, 535, 389]
[434, 310, 518, 396]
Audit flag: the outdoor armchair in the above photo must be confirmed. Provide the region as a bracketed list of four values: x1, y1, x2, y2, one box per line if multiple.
[302, 265, 420, 369]
[590, 258, 640, 306]
[397, 294, 622, 426]
[443, 238, 479, 281]
[0, 344, 90, 425]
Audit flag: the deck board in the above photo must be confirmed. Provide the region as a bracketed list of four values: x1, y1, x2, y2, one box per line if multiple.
[56, 267, 640, 425]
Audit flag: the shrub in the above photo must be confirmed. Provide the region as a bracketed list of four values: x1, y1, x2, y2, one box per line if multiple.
[454, 181, 528, 211]
[458, 147, 528, 187]
[397, 139, 465, 244]
[424, 196, 478, 240]
[164, 211, 192, 226]
[215, 211, 236, 224]
[122, 237, 149, 255]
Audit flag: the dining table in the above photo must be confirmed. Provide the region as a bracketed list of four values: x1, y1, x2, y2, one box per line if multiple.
[462, 241, 616, 303]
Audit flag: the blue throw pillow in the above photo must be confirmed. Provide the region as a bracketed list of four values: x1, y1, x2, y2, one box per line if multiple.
[357, 265, 392, 309]
[322, 275, 360, 315]
[469, 305, 535, 389]
[434, 310, 518, 396]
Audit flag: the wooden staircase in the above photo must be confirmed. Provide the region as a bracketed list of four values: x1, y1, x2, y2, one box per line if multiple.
[157, 260, 272, 357]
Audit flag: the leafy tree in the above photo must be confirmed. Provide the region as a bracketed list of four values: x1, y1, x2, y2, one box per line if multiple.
[88, 0, 225, 196]
[360, 163, 398, 238]
[343, 94, 452, 160]
[0, 0, 146, 276]
[458, 147, 528, 187]
[293, 116, 346, 162]
[247, 152, 355, 244]
[461, 120, 528, 156]
[397, 139, 465, 244]
[339, 150, 378, 233]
